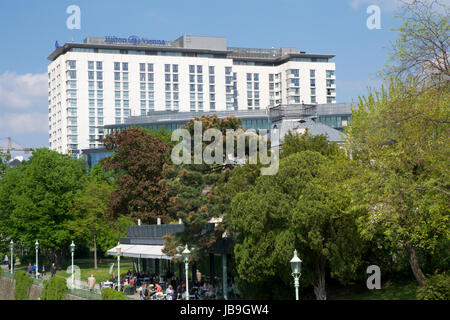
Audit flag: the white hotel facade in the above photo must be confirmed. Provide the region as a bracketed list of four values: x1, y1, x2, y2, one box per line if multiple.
[47, 35, 336, 154]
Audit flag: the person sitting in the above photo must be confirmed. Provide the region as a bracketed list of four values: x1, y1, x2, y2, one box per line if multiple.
[140, 283, 149, 300]
[154, 283, 162, 293]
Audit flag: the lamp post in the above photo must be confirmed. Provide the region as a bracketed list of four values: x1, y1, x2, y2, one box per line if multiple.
[35, 240, 39, 279]
[70, 241, 75, 289]
[9, 240, 14, 274]
[182, 244, 191, 300]
[290, 249, 302, 300]
[116, 242, 121, 292]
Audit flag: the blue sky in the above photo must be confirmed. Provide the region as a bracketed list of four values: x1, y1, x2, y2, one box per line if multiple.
[0, 0, 406, 150]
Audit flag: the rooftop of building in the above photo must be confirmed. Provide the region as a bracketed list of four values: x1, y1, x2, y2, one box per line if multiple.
[103, 103, 354, 129]
[48, 35, 335, 63]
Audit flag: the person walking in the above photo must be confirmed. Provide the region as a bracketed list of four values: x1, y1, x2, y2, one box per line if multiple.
[88, 274, 96, 292]
[27, 263, 32, 274]
[50, 263, 56, 277]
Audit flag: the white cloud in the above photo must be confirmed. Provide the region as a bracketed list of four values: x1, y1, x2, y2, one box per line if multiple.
[0, 112, 48, 135]
[0, 72, 48, 110]
[0, 72, 49, 141]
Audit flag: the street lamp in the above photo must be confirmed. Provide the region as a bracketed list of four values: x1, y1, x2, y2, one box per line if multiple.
[116, 242, 121, 292]
[35, 240, 39, 279]
[182, 244, 191, 300]
[70, 241, 75, 289]
[9, 240, 14, 274]
[290, 249, 302, 300]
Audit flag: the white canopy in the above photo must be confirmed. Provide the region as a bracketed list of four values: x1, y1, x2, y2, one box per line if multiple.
[107, 244, 171, 260]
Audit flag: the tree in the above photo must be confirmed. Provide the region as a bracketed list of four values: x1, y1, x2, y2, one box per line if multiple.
[0, 148, 87, 266]
[346, 80, 449, 286]
[162, 116, 245, 260]
[101, 127, 172, 224]
[228, 144, 366, 300]
[0, 152, 10, 177]
[383, 0, 449, 87]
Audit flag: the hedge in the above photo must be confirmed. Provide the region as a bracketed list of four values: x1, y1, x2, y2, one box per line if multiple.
[41, 277, 68, 300]
[101, 288, 128, 300]
[417, 272, 450, 300]
[14, 271, 33, 300]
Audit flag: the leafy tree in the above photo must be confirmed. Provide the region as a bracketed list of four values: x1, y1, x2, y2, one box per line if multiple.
[101, 127, 172, 224]
[228, 149, 366, 300]
[382, 0, 449, 86]
[162, 115, 246, 260]
[67, 173, 131, 269]
[0, 148, 87, 266]
[0, 152, 11, 177]
[346, 81, 449, 286]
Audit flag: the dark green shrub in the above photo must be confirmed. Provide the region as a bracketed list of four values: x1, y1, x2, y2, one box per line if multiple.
[101, 288, 127, 300]
[417, 272, 450, 300]
[41, 277, 68, 300]
[14, 271, 33, 300]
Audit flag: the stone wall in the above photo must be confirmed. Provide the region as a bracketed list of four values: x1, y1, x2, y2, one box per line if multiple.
[0, 277, 15, 300]
[0, 277, 87, 300]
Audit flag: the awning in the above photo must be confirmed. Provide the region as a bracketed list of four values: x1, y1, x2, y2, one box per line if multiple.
[107, 244, 172, 260]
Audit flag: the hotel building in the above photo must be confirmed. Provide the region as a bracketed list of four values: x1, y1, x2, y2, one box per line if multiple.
[47, 35, 337, 154]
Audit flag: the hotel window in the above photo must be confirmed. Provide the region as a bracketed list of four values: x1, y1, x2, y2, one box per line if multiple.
[123, 82, 128, 90]
[209, 66, 215, 74]
[115, 100, 121, 107]
[165, 64, 170, 73]
[225, 67, 232, 75]
[198, 101, 203, 109]
[67, 71, 77, 79]
[247, 73, 252, 81]
[115, 82, 121, 90]
[89, 108, 95, 116]
[115, 72, 120, 81]
[98, 118, 103, 125]
[97, 109, 103, 116]
[114, 62, 120, 71]
[140, 83, 146, 90]
[209, 85, 215, 92]
[327, 96, 336, 103]
[254, 82, 259, 90]
[165, 93, 171, 100]
[210, 94, 215, 101]
[148, 73, 154, 81]
[310, 79, 316, 87]
[190, 75, 195, 83]
[97, 62, 103, 70]
[123, 100, 129, 108]
[173, 84, 179, 91]
[248, 99, 253, 106]
[96, 72, 103, 80]
[210, 102, 216, 110]
[68, 80, 77, 88]
[89, 117, 95, 125]
[123, 91, 129, 99]
[89, 90, 95, 98]
[122, 73, 128, 81]
[198, 84, 203, 92]
[209, 76, 215, 83]
[89, 99, 95, 107]
[254, 73, 259, 81]
[165, 84, 171, 91]
[197, 75, 203, 83]
[115, 91, 121, 99]
[148, 83, 154, 91]
[165, 74, 170, 82]
[197, 65, 203, 73]
[269, 74, 274, 81]
[198, 93, 203, 100]
[190, 93, 196, 100]
[310, 70, 315, 78]
[124, 109, 130, 117]
[121, 62, 128, 71]
[311, 96, 317, 103]
[189, 65, 195, 73]
[67, 60, 76, 69]
[173, 92, 179, 100]
[226, 76, 232, 84]
[173, 64, 178, 73]
[97, 82, 103, 89]
[173, 74, 179, 82]
[190, 101, 195, 110]
[147, 63, 154, 72]
[326, 70, 335, 78]
[311, 88, 316, 95]
[88, 61, 94, 70]
[327, 79, 335, 87]
[140, 73, 146, 81]
[140, 63, 145, 72]
[255, 100, 260, 107]
[88, 71, 94, 80]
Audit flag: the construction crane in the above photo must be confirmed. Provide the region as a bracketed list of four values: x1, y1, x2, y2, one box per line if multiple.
[0, 137, 33, 155]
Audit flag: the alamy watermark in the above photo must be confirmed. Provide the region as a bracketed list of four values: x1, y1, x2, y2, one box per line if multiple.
[366, 265, 381, 289]
[170, 121, 280, 175]
[66, 5, 81, 30]
[366, 5, 381, 30]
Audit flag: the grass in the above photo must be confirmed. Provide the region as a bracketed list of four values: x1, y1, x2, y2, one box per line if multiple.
[53, 259, 135, 283]
[11, 259, 134, 283]
[334, 281, 419, 300]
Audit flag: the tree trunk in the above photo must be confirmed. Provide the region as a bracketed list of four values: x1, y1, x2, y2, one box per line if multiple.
[313, 261, 327, 300]
[405, 243, 426, 286]
[93, 231, 98, 270]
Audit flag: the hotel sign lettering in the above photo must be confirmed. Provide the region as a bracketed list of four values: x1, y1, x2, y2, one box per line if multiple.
[104, 36, 166, 45]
